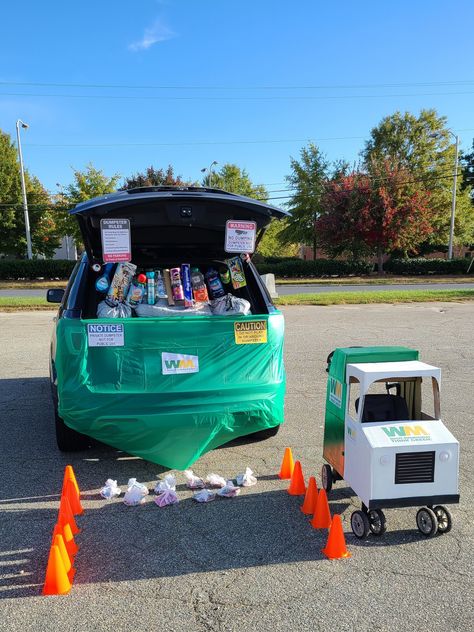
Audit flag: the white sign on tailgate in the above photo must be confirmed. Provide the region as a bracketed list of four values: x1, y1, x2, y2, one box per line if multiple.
[87, 323, 125, 347]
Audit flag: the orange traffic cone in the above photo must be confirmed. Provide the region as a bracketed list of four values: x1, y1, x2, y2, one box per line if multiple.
[278, 447, 295, 480]
[301, 476, 318, 515]
[58, 495, 81, 535]
[322, 515, 351, 559]
[310, 489, 332, 529]
[53, 534, 76, 581]
[42, 544, 72, 595]
[53, 522, 78, 558]
[64, 478, 84, 517]
[62, 465, 80, 498]
[288, 460, 306, 495]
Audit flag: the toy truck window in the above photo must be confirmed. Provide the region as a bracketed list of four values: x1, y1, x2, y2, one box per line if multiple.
[360, 377, 440, 422]
[347, 378, 361, 423]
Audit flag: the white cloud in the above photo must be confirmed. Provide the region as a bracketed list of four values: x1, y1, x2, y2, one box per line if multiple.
[128, 19, 175, 52]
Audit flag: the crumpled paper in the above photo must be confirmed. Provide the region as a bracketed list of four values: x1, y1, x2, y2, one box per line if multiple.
[236, 467, 257, 487]
[154, 474, 176, 494]
[193, 489, 216, 503]
[100, 478, 121, 499]
[217, 480, 241, 498]
[184, 469, 205, 489]
[123, 478, 149, 506]
[154, 490, 179, 507]
[206, 473, 226, 488]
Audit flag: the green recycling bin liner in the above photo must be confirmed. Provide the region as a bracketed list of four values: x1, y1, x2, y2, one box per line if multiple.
[55, 312, 285, 469]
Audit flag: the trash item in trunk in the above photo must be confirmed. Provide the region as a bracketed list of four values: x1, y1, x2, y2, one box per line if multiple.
[210, 294, 251, 316]
[154, 490, 179, 507]
[155, 269, 167, 300]
[181, 264, 194, 308]
[106, 262, 137, 303]
[163, 269, 175, 305]
[184, 469, 205, 489]
[219, 266, 231, 286]
[100, 478, 121, 499]
[96, 263, 115, 292]
[206, 473, 227, 488]
[191, 268, 209, 302]
[217, 480, 241, 498]
[146, 271, 155, 305]
[97, 299, 132, 318]
[193, 489, 216, 503]
[154, 474, 176, 493]
[206, 268, 225, 299]
[236, 467, 257, 487]
[123, 478, 149, 506]
[135, 301, 212, 317]
[226, 256, 247, 289]
[170, 267, 185, 301]
[127, 273, 147, 305]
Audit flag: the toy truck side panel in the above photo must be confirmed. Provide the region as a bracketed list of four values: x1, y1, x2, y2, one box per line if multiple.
[344, 417, 373, 507]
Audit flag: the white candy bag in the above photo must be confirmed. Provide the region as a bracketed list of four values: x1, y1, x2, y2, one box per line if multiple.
[206, 473, 226, 488]
[217, 480, 241, 498]
[184, 469, 205, 489]
[154, 474, 176, 494]
[193, 489, 216, 503]
[236, 467, 257, 487]
[100, 478, 121, 499]
[154, 490, 179, 507]
[123, 478, 149, 506]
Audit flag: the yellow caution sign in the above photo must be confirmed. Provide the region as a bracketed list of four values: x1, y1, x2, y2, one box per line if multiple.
[234, 320, 268, 345]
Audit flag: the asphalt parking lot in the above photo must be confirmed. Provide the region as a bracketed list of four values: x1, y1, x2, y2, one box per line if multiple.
[1, 304, 473, 632]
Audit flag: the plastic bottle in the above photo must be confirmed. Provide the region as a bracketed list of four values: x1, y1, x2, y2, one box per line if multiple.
[155, 270, 167, 300]
[206, 268, 225, 299]
[95, 263, 115, 292]
[127, 273, 147, 305]
[146, 271, 155, 305]
[191, 267, 209, 302]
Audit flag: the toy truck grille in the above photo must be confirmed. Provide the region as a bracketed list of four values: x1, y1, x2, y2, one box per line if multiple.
[395, 451, 435, 484]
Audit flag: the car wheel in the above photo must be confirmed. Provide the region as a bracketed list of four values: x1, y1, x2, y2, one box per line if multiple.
[433, 505, 452, 534]
[368, 509, 387, 536]
[52, 393, 90, 452]
[351, 510, 370, 539]
[416, 507, 438, 538]
[321, 464, 333, 493]
[250, 425, 280, 440]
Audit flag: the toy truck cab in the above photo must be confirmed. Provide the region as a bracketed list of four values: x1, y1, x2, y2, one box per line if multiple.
[322, 347, 460, 539]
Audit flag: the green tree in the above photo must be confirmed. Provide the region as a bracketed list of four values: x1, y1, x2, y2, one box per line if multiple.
[0, 129, 61, 257]
[362, 109, 474, 249]
[278, 143, 330, 260]
[57, 163, 121, 243]
[461, 139, 474, 195]
[121, 165, 190, 189]
[205, 163, 267, 199]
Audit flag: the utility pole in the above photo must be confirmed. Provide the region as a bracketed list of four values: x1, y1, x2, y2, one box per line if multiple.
[16, 119, 33, 259]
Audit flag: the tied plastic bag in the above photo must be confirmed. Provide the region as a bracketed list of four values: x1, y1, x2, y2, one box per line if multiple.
[100, 478, 121, 499]
[184, 469, 205, 489]
[193, 489, 216, 503]
[217, 480, 241, 498]
[154, 474, 176, 494]
[210, 294, 251, 316]
[206, 473, 226, 488]
[135, 301, 212, 318]
[123, 478, 149, 506]
[97, 299, 132, 319]
[154, 490, 179, 507]
[236, 467, 257, 488]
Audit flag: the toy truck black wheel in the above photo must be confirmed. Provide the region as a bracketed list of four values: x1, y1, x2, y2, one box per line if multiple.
[433, 505, 452, 534]
[321, 464, 333, 493]
[416, 507, 438, 537]
[368, 509, 386, 536]
[351, 510, 370, 539]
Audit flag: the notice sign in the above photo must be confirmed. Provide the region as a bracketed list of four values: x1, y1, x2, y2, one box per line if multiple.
[225, 220, 257, 253]
[234, 320, 267, 345]
[100, 218, 131, 263]
[87, 323, 125, 347]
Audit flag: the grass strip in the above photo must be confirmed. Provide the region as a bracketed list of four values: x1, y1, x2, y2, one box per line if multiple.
[275, 276, 474, 285]
[275, 289, 474, 306]
[0, 297, 53, 311]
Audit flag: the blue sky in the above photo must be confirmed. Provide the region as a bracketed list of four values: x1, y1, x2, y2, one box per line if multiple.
[1, 0, 474, 203]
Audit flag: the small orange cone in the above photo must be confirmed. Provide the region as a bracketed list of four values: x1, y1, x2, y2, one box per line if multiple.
[53, 522, 78, 558]
[322, 515, 351, 559]
[58, 495, 80, 535]
[64, 478, 84, 517]
[53, 534, 76, 581]
[62, 465, 80, 498]
[42, 544, 72, 595]
[301, 476, 318, 514]
[310, 489, 332, 529]
[278, 447, 295, 480]
[288, 460, 306, 495]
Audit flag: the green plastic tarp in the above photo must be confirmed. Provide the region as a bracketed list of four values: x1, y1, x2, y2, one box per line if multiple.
[55, 312, 285, 469]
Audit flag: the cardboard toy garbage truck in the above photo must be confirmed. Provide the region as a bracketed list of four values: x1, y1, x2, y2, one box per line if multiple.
[321, 346, 459, 539]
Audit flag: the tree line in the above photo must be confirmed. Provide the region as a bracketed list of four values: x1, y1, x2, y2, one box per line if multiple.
[0, 108, 473, 269]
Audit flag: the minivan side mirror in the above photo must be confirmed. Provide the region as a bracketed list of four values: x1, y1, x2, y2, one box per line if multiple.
[47, 288, 65, 303]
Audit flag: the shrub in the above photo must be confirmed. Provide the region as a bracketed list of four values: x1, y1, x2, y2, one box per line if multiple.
[384, 258, 470, 275]
[255, 258, 373, 277]
[0, 259, 77, 280]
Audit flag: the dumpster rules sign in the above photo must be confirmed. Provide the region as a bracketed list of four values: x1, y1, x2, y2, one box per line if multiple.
[225, 220, 257, 253]
[100, 218, 131, 263]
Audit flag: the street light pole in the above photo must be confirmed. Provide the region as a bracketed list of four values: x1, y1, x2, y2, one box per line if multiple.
[201, 161, 218, 188]
[448, 134, 459, 260]
[15, 119, 33, 260]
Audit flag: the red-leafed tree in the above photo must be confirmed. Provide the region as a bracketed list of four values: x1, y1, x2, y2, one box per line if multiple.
[317, 162, 434, 272]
